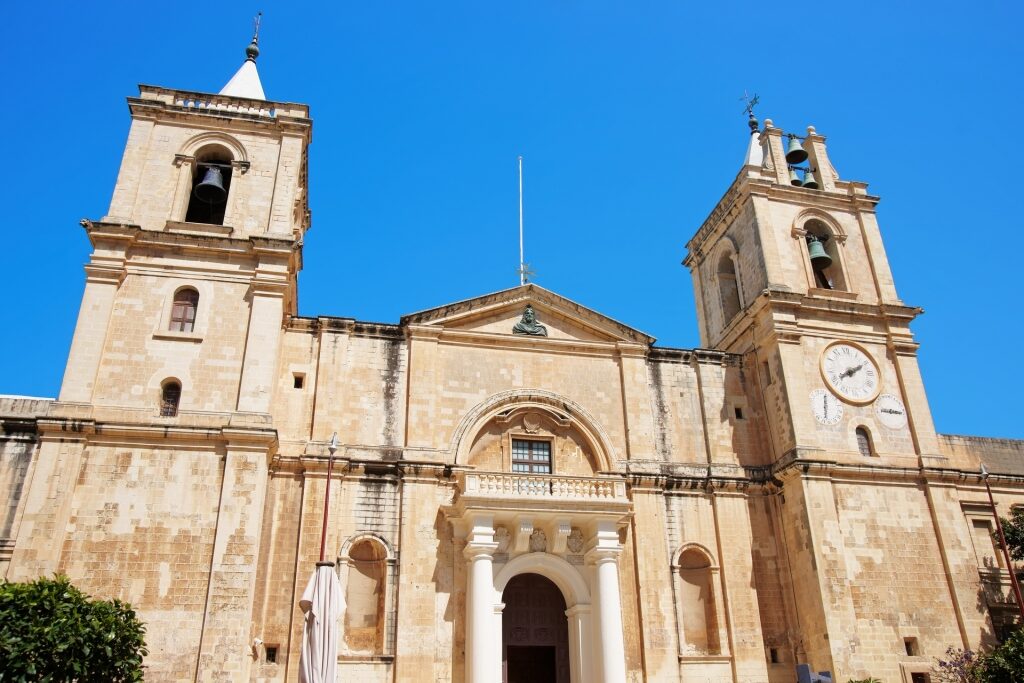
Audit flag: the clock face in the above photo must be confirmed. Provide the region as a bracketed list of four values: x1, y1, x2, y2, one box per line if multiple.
[810, 389, 843, 425]
[820, 342, 881, 404]
[875, 393, 908, 429]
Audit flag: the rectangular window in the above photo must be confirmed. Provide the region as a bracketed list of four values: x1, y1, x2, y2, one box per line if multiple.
[511, 439, 551, 474]
[904, 637, 919, 656]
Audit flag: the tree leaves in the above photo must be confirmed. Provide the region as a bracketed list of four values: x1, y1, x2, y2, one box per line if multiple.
[0, 575, 147, 682]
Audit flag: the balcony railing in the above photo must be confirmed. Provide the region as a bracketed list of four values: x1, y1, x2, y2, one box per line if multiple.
[460, 472, 627, 502]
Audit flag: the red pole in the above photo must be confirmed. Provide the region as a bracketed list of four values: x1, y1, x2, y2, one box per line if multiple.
[318, 433, 339, 563]
[982, 465, 1024, 622]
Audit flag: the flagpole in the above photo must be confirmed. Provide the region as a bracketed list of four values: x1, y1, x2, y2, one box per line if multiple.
[518, 155, 525, 286]
[319, 432, 339, 562]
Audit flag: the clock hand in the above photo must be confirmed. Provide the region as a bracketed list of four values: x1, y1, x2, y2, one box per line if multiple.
[840, 363, 864, 379]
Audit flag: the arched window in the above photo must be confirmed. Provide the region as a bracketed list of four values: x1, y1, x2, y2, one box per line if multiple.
[717, 251, 741, 324]
[160, 380, 181, 417]
[345, 540, 387, 654]
[677, 548, 721, 655]
[855, 426, 874, 457]
[169, 288, 199, 333]
[185, 146, 233, 226]
[804, 220, 847, 291]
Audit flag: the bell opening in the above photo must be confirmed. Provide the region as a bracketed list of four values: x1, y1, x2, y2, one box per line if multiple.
[186, 147, 233, 226]
[804, 221, 847, 291]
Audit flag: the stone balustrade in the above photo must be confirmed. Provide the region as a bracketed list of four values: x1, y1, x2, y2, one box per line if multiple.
[460, 472, 627, 502]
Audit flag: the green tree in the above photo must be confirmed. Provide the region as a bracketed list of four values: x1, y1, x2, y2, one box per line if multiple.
[978, 628, 1024, 682]
[0, 575, 147, 682]
[1000, 508, 1024, 563]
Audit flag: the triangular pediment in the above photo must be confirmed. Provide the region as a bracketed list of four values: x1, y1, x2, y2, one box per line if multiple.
[400, 284, 655, 345]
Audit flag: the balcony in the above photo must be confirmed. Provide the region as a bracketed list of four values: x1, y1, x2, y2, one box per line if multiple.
[452, 471, 631, 521]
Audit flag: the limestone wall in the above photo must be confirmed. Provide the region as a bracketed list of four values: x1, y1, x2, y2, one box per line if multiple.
[92, 270, 252, 413]
[56, 443, 225, 680]
[0, 397, 50, 577]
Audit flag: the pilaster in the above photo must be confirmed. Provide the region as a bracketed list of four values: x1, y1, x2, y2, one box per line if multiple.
[195, 429, 274, 681]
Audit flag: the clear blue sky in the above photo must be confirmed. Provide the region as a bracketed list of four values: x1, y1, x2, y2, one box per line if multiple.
[1, 2, 1021, 439]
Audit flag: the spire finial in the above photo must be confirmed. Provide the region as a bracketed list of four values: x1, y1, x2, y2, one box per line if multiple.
[245, 12, 262, 61]
[740, 90, 760, 133]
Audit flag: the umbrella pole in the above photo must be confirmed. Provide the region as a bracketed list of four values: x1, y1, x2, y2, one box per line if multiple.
[319, 433, 339, 563]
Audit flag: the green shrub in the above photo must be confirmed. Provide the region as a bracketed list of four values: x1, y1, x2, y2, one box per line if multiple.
[0, 575, 147, 682]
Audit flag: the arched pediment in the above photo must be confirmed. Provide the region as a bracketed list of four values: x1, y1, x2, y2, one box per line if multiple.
[451, 389, 617, 472]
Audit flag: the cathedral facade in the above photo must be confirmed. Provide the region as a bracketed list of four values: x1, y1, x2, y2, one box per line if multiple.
[2, 40, 1023, 683]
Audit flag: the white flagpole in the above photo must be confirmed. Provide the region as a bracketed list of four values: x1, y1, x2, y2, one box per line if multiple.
[518, 155, 525, 285]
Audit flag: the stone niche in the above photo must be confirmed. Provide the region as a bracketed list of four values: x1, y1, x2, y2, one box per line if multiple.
[464, 408, 599, 477]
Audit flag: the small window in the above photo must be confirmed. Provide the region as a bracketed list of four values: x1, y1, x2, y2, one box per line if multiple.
[169, 288, 199, 332]
[769, 647, 780, 664]
[293, 373, 305, 389]
[734, 407, 744, 420]
[160, 381, 181, 417]
[264, 645, 278, 664]
[911, 674, 931, 683]
[511, 439, 551, 474]
[855, 427, 873, 457]
[904, 637, 919, 656]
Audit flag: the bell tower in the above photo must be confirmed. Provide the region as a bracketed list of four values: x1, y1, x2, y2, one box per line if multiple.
[684, 112, 941, 464]
[59, 28, 312, 415]
[684, 113, 948, 678]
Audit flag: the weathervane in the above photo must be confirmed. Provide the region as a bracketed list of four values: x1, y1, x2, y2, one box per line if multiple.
[253, 11, 262, 44]
[740, 90, 760, 132]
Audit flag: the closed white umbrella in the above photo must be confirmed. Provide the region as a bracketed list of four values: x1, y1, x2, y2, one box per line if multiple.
[298, 560, 343, 683]
[299, 432, 344, 683]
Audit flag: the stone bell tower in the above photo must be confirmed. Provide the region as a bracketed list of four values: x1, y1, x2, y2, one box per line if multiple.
[59, 28, 312, 414]
[684, 112, 941, 466]
[683, 113, 951, 678]
[10, 28, 312, 680]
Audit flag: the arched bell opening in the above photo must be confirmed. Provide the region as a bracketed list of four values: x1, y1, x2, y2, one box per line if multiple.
[803, 219, 848, 291]
[501, 573, 570, 683]
[185, 144, 233, 225]
[716, 249, 742, 324]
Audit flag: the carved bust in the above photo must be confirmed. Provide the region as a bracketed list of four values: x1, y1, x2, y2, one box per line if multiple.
[512, 305, 548, 337]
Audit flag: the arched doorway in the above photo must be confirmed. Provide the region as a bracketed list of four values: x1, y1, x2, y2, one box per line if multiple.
[502, 573, 570, 683]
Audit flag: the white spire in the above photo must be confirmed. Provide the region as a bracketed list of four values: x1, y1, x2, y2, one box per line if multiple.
[220, 59, 265, 100]
[744, 126, 763, 167]
[219, 13, 266, 101]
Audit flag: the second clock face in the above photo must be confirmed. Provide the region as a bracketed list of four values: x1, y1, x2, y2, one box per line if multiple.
[810, 389, 843, 425]
[821, 342, 881, 404]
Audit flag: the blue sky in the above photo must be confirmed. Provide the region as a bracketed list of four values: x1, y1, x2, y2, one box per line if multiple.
[1, 2, 1021, 439]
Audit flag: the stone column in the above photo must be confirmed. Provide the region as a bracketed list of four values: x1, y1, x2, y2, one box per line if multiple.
[463, 515, 498, 683]
[586, 521, 627, 683]
[565, 604, 594, 683]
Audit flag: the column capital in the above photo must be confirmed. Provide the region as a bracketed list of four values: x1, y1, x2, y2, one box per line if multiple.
[584, 546, 622, 565]
[464, 541, 499, 561]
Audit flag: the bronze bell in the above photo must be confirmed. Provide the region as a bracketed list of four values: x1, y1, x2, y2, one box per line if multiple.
[802, 170, 819, 190]
[194, 166, 227, 204]
[806, 235, 832, 269]
[785, 135, 808, 164]
[789, 167, 803, 186]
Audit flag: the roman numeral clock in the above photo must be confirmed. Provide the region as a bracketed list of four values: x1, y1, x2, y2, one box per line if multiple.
[821, 342, 880, 404]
